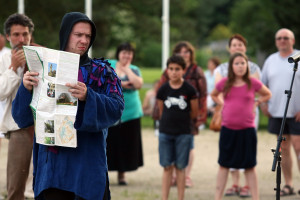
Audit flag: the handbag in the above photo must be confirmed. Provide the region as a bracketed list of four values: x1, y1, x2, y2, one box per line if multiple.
[209, 104, 222, 132]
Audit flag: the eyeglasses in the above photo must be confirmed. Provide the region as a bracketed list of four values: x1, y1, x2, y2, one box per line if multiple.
[276, 37, 290, 41]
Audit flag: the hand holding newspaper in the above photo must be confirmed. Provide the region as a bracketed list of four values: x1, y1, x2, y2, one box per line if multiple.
[23, 46, 80, 148]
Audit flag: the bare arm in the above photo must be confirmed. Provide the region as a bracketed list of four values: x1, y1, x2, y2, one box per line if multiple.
[121, 64, 143, 89]
[260, 103, 270, 117]
[256, 85, 271, 105]
[210, 88, 223, 107]
[257, 85, 272, 117]
[194, 67, 207, 125]
[295, 112, 300, 122]
[157, 99, 164, 119]
[190, 98, 199, 120]
[214, 71, 223, 84]
[142, 90, 152, 115]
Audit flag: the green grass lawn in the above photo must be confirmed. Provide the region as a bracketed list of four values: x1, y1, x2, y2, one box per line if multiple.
[139, 67, 162, 128]
[138, 67, 269, 130]
[140, 67, 163, 84]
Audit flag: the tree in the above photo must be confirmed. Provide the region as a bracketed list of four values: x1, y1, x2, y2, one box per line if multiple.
[229, 0, 279, 57]
[207, 24, 232, 41]
[0, 0, 239, 67]
[271, 0, 300, 48]
[194, 0, 237, 45]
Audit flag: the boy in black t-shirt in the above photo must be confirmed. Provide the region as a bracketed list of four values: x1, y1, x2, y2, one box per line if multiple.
[156, 55, 198, 200]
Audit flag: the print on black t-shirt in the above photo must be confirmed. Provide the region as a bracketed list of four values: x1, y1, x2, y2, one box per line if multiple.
[156, 81, 197, 135]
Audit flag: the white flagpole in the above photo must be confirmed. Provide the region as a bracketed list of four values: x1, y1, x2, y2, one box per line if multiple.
[85, 0, 92, 57]
[18, 0, 24, 14]
[162, 0, 170, 70]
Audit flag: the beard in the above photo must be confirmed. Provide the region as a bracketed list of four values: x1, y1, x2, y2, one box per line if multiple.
[10, 40, 29, 50]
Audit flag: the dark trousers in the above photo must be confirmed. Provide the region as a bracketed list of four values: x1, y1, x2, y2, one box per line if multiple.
[40, 172, 110, 200]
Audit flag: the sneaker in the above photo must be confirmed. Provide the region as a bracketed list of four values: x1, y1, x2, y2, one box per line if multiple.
[225, 184, 240, 196]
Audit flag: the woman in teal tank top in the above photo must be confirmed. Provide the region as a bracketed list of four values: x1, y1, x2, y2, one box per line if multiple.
[106, 43, 144, 185]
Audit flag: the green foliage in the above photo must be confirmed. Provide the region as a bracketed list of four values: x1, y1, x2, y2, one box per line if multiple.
[229, 0, 279, 55]
[139, 88, 154, 128]
[141, 116, 155, 129]
[110, 9, 136, 42]
[27, 0, 84, 48]
[270, 0, 300, 49]
[136, 42, 162, 68]
[195, 48, 213, 69]
[259, 111, 268, 130]
[196, 0, 237, 45]
[207, 24, 233, 41]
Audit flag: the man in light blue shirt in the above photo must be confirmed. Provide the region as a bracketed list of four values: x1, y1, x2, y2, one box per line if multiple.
[261, 28, 300, 196]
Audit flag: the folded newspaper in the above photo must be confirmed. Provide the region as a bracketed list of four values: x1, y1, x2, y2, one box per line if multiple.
[23, 46, 80, 148]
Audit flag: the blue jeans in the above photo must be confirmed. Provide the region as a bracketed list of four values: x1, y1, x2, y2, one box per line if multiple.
[159, 133, 192, 170]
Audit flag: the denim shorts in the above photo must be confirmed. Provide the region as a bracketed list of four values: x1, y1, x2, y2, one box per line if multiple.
[190, 136, 194, 150]
[159, 133, 193, 170]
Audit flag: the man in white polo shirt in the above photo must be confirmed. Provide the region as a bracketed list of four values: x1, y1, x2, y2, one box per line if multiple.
[261, 28, 300, 197]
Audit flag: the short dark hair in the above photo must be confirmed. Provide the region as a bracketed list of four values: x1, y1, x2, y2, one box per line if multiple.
[115, 42, 135, 60]
[4, 13, 34, 35]
[228, 34, 247, 47]
[167, 55, 186, 70]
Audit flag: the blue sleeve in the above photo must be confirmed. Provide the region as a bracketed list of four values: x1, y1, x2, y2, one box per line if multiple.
[74, 87, 124, 131]
[12, 81, 34, 128]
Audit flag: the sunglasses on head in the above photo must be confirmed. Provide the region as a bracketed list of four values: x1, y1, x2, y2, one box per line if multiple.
[276, 37, 290, 41]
